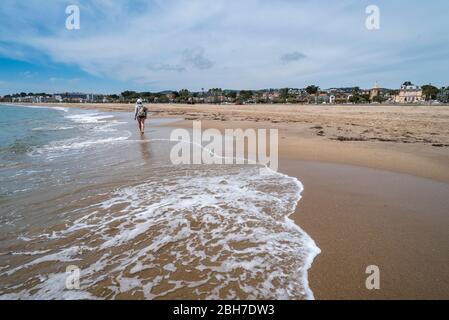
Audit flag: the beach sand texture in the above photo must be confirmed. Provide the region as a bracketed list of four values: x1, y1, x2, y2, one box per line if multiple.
[5, 103, 449, 299]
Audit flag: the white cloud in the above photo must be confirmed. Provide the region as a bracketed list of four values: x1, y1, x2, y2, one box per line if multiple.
[1, 0, 449, 90]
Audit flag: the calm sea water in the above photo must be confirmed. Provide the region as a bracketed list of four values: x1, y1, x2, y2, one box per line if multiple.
[0, 104, 319, 300]
[0, 105, 76, 152]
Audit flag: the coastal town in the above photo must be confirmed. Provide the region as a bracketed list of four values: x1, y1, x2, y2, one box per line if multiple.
[2, 82, 448, 105]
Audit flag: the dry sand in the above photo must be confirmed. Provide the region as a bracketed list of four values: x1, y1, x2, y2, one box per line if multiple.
[26, 103, 449, 299]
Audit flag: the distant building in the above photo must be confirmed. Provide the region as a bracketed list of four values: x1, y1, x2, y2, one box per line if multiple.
[166, 92, 176, 102]
[394, 83, 424, 103]
[370, 82, 380, 101]
[262, 90, 280, 102]
[288, 88, 302, 95]
[316, 92, 330, 104]
[328, 89, 351, 103]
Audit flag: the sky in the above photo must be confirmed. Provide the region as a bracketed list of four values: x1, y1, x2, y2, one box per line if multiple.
[0, 0, 448, 95]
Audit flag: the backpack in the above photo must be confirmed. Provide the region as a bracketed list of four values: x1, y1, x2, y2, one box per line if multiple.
[137, 105, 147, 117]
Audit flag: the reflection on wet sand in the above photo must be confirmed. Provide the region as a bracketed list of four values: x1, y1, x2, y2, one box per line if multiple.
[139, 134, 152, 162]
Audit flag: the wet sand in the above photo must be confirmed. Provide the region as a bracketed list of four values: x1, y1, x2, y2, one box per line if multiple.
[282, 160, 449, 299]
[14, 103, 449, 299]
[170, 118, 449, 299]
[28, 103, 449, 148]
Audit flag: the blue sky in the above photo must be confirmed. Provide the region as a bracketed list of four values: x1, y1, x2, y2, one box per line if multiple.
[0, 0, 448, 95]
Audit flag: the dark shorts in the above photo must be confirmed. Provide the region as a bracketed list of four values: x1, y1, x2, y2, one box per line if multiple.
[137, 116, 146, 120]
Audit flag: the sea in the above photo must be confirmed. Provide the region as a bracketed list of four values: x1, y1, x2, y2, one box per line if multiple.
[0, 104, 320, 300]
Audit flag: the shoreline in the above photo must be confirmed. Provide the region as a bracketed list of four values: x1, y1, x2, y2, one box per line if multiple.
[5, 102, 449, 299]
[8, 103, 449, 183]
[171, 118, 449, 184]
[169, 118, 449, 299]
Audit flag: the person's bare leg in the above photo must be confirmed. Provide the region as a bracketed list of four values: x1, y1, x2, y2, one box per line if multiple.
[138, 118, 144, 134]
[141, 119, 145, 134]
[137, 118, 141, 132]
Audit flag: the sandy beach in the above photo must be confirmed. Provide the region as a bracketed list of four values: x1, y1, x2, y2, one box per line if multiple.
[19, 103, 449, 299]
[28, 103, 449, 179]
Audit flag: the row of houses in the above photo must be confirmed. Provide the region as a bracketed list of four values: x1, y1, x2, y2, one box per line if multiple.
[304, 83, 436, 105]
[6, 93, 106, 103]
[2, 83, 447, 105]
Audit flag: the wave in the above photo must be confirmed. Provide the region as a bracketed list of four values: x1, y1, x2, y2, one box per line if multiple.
[0, 163, 319, 300]
[65, 113, 115, 124]
[31, 126, 75, 132]
[0, 110, 320, 300]
[28, 135, 131, 158]
[26, 110, 129, 158]
[7, 104, 69, 113]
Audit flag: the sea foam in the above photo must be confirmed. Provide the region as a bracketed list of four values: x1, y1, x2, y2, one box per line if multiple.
[0, 164, 320, 300]
[0, 107, 320, 300]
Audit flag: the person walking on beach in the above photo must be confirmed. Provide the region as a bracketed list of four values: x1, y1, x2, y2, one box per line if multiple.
[134, 98, 148, 134]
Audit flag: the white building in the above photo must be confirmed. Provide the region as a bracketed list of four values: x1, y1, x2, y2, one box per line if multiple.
[395, 83, 424, 103]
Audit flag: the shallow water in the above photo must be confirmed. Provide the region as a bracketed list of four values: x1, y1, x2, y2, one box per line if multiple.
[0, 104, 319, 300]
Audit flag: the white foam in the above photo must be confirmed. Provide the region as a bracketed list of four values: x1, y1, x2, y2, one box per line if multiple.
[32, 126, 74, 131]
[1, 113, 320, 300]
[0, 272, 95, 300]
[39, 136, 129, 152]
[11, 104, 69, 113]
[0, 165, 320, 300]
[163, 263, 177, 272]
[65, 113, 114, 124]
[26, 110, 129, 159]
[28, 133, 131, 160]
[52, 107, 69, 113]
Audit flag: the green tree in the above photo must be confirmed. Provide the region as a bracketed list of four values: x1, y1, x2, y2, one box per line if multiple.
[255, 91, 265, 103]
[121, 91, 138, 101]
[361, 94, 370, 103]
[421, 84, 439, 101]
[225, 91, 237, 99]
[279, 88, 289, 101]
[239, 90, 253, 101]
[351, 87, 361, 95]
[208, 88, 223, 96]
[389, 89, 399, 96]
[437, 87, 449, 103]
[348, 95, 360, 104]
[156, 94, 169, 103]
[305, 85, 319, 95]
[179, 89, 190, 99]
[372, 95, 386, 103]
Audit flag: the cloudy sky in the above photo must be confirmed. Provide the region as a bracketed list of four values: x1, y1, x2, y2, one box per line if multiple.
[0, 0, 448, 94]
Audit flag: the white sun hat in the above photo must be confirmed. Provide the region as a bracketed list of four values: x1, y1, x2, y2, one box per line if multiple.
[137, 98, 143, 104]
